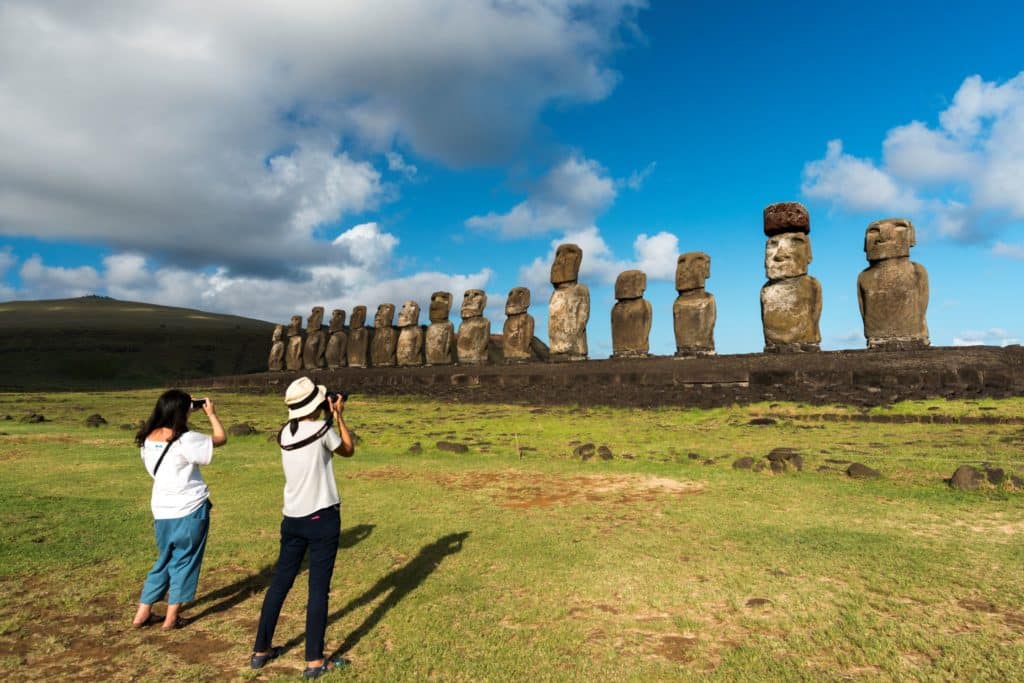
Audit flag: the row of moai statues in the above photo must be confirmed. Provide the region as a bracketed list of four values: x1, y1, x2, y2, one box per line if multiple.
[268, 202, 929, 370]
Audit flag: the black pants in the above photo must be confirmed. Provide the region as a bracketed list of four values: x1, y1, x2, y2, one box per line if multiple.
[254, 505, 340, 661]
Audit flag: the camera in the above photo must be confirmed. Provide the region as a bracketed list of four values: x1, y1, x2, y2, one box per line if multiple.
[325, 390, 349, 403]
[191, 399, 207, 410]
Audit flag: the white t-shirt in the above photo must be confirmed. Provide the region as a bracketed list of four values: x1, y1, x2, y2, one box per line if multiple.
[279, 420, 342, 518]
[141, 431, 213, 520]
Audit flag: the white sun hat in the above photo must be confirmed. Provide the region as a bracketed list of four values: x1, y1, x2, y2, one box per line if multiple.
[284, 377, 327, 420]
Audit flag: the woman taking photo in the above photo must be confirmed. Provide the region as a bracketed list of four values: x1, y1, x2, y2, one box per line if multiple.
[251, 377, 355, 679]
[132, 390, 226, 629]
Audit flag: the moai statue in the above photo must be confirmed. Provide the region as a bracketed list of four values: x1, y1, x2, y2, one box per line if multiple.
[324, 309, 348, 369]
[456, 289, 490, 364]
[396, 300, 425, 366]
[611, 270, 652, 358]
[268, 325, 285, 371]
[502, 287, 535, 363]
[548, 243, 590, 361]
[425, 291, 455, 366]
[673, 252, 716, 357]
[760, 202, 822, 352]
[346, 306, 369, 368]
[370, 303, 398, 367]
[302, 306, 327, 369]
[285, 315, 304, 371]
[857, 218, 929, 350]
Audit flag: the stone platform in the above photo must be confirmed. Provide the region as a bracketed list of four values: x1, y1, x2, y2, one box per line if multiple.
[184, 346, 1024, 408]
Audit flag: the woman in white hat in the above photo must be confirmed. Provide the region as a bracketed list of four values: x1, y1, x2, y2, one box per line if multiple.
[251, 376, 354, 679]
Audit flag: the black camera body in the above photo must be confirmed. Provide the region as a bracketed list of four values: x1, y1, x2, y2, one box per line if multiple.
[190, 399, 207, 410]
[325, 390, 349, 403]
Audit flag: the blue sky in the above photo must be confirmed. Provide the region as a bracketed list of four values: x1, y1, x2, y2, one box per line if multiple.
[1, 1, 1022, 355]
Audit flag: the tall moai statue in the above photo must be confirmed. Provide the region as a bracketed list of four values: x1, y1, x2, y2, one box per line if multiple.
[397, 300, 425, 366]
[285, 315, 304, 371]
[760, 202, 822, 352]
[857, 218, 929, 350]
[502, 287, 534, 363]
[611, 270, 652, 358]
[456, 289, 490, 364]
[324, 309, 348, 369]
[346, 306, 369, 368]
[302, 306, 327, 369]
[425, 291, 455, 365]
[673, 252, 716, 357]
[370, 303, 398, 367]
[268, 324, 285, 372]
[548, 243, 590, 361]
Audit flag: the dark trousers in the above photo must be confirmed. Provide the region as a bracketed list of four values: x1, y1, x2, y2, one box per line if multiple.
[254, 505, 340, 661]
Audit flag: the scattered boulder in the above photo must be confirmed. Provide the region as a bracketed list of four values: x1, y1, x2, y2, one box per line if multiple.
[437, 441, 469, 454]
[787, 454, 804, 472]
[752, 461, 766, 472]
[20, 413, 44, 423]
[687, 452, 701, 460]
[769, 460, 787, 474]
[846, 463, 881, 479]
[574, 443, 596, 460]
[767, 448, 797, 462]
[732, 457, 754, 470]
[228, 423, 256, 436]
[120, 423, 136, 431]
[597, 445, 613, 461]
[703, 459, 716, 466]
[984, 466, 1005, 486]
[748, 418, 777, 426]
[816, 465, 832, 473]
[85, 414, 107, 427]
[949, 465, 984, 491]
[620, 452, 635, 460]
[745, 598, 773, 608]
[408, 442, 422, 454]
[1010, 475, 1024, 489]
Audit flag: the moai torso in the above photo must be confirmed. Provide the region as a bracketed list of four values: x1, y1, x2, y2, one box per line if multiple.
[396, 300, 425, 367]
[673, 252, 716, 356]
[611, 270, 651, 358]
[268, 325, 285, 372]
[760, 202, 821, 352]
[285, 315, 304, 371]
[456, 289, 490, 364]
[425, 291, 455, 366]
[302, 306, 327, 369]
[324, 309, 348, 369]
[548, 244, 590, 361]
[370, 304, 398, 367]
[346, 306, 369, 368]
[502, 287, 535, 363]
[857, 218, 929, 349]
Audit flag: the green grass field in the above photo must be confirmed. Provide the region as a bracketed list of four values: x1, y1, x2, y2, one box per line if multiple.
[1, 390, 1023, 681]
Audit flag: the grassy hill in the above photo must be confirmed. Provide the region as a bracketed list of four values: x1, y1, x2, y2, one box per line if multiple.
[0, 295, 274, 390]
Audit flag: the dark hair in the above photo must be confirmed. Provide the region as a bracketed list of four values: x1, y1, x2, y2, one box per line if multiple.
[135, 389, 192, 447]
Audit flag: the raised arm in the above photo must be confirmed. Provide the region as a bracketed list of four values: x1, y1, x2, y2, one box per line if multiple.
[201, 398, 227, 447]
[329, 395, 355, 457]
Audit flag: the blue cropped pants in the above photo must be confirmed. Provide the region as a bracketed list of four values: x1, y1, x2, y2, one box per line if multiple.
[140, 500, 211, 605]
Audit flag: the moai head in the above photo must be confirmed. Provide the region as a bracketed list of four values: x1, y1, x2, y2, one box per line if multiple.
[675, 252, 711, 292]
[505, 287, 531, 316]
[461, 289, 487, 319]
[550, 243, 583, 286]
[328, 309, 346, 333]
[428, 291, 452, 323]
[374, 303, 395, 328]
[287, 315, 302, 336]
[614, 270, 646, 300]
[307, 306, 324, 331]
[865, 217, 915, 262]
[765, 232, 812, 280]
[272, 324, 284, 342]
[349, 306, 367, 329]
[398, 300, 421, 327]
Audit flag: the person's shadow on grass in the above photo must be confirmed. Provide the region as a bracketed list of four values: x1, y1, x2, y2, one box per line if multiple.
[188, 524, 375, 623]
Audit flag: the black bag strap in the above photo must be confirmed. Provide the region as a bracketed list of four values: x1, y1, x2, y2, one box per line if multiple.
[150, 432, 182, 478]
[278, 421, 331, 450]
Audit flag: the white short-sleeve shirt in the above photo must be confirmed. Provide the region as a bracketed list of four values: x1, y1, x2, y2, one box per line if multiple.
[141, 431, 213, 520]
[279, 420, 342, 517]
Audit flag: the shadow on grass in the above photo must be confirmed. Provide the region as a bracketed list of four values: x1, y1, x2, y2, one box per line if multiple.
[189, 524, 375, 623]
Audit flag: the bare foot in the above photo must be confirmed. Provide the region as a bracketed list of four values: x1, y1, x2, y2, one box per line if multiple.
[161, 603, 181, 630]
[132, 603, 160, 628]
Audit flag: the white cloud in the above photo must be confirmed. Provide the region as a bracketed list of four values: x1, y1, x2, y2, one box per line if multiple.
[953, 328, 1020, 347]
[992, 241, 1024, 260]
[385, 152, 418, 179]
[0, 1, 644, 273]
[801, 140, 923, 214]
[19, 255, 102, 299]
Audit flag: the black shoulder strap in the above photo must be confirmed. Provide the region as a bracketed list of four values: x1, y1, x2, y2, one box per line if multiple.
[278, 422, 331, 450]
[150, 432, 181, 478]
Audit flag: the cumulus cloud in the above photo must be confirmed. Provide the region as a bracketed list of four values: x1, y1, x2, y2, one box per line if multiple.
[993, 241, 1024, 260]
[0, 0, 644, 273]
[953, 328, 1020, 347]
[801, 72, 1024, 242]
[19, 256, 102, 299]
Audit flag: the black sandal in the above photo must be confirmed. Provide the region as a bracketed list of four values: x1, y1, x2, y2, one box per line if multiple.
[250, 646, 284, 669]
[161, 616, 191, 630]
[302, 658, 348, 678]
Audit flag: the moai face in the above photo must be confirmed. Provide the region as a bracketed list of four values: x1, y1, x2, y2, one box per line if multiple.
[505, 287, 530, 316]
[349, 306, 367, 329]
[461, 289, 487, 318]
[550, 243, 583, 286]
[374, 303, 395, 328]
[765, 232, 812, 280]
[307, 306, 324, 331]
[428, 291, 452, 323]
[271, 324, 284, 342]
[865, 218, 915, 262]
[287, 315, 302, 335]
[328, 309, 346, 333]
[615, 270, 647, 300]
[675, 252, 710, 292]
[398, 300, 421, 327]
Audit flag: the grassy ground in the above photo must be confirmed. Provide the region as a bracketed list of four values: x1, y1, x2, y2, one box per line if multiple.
[1, 390, 1023, 681]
